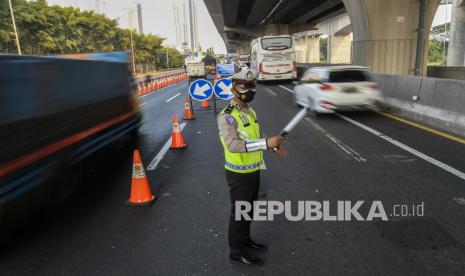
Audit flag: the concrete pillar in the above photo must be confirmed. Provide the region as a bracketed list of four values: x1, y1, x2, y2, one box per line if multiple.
[343, 0, 440, 75]
[307, 35, 320, 63]
[327, 35, 332, 63]
[330, 33, 353, 64]
[301, 37, 308, 62]
[447, 0, 465, 66]
[292, 34, 320, 63]
[302, 37, 309, 63]
[294, 37, 304, 63]
[304, 38, 308, 62]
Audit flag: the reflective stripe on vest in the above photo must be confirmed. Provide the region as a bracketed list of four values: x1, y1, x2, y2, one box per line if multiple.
[225, 160, 263, 171]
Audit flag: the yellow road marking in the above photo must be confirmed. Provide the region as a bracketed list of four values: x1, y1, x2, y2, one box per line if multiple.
[374, 111, 465, 145]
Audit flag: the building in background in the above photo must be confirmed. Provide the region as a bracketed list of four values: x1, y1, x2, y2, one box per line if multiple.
[173, 0, 200, 55]
[137, 3, 143, 35]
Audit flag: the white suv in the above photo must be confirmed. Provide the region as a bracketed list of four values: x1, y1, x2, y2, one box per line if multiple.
[293, 66, 383, 114]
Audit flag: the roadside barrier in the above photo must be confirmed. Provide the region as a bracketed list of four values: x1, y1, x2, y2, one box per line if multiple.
[170, 115, 187, 149]
[373, 74, 465, 138]
[136, 72, 188, 96]
[128, 149, 156, 205]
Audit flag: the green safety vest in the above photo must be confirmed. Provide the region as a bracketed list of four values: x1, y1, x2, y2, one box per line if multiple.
[220, 104, 264, 173]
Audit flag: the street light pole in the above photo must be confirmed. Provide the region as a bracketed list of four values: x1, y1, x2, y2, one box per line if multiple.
[166, 47, 169, 70]
[122, 7, 137, 74]
[129, 29, 136, 74]
[8, 0, 22, 55]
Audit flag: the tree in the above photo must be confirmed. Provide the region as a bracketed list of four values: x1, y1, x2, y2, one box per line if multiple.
[428, 23, 450, 65]
[0, 0, 184, 72]
[205, 47, 215, 57]
[158, 47, 185, 69]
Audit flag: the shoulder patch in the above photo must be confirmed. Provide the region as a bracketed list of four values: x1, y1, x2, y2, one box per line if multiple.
[225, 114, 235, 125]
[224, 104, 234, 114]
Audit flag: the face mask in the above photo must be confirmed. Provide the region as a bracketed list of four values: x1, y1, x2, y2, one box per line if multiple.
[238, 90, 256, 103]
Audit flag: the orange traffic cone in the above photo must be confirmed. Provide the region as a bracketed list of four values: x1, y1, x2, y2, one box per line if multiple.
[143, 83, 148, 94]
[170, 115, 187, 149]
[128, 150, 156, 205]
[200, 99, 210, 108]
[183, 97, 195, 120]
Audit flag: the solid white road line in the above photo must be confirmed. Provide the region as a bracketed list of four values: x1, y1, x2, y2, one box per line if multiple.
[337, 114, 465, 181]
[453, 198, 465, 205]
[278, 85, 294, 94]
[139, 102, 146, 107]
[266, 88, 278, 96]
[147, 123, 187, 171]
[166, 92, 181, 103]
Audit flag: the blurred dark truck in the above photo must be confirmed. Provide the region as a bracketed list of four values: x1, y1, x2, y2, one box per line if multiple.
[0, 52, 141, 227]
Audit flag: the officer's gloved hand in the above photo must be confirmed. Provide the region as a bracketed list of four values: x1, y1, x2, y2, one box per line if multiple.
[267, 136, 285, 149]
[274, 147, 287, 157]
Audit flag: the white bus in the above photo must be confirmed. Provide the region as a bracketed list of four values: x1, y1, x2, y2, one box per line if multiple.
[250, 35, 297, 81]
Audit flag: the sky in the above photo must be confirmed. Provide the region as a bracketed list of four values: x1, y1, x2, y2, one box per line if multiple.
[46, 0, 451, 54]
[47, 0, 228, 54]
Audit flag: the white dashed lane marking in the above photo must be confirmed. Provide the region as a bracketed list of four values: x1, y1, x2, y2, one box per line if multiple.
[278, 85, 294, 94]
[266, 88, 277, 96]
[166, 92, 182, 103]
[453, 198, 465, 205]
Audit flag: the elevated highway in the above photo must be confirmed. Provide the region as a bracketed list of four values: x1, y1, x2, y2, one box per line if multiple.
[205, 0, 444, 76]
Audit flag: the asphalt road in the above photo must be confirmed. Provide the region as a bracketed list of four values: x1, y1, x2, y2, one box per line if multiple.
[1, 80, 465, 275]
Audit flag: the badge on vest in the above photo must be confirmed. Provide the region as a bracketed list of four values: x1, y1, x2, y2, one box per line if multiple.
[239, 113, 250, 127]
[225, 114, 235, 125]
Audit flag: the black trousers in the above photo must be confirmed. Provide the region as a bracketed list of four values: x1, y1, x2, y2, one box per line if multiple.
[225, 169, 260, 254]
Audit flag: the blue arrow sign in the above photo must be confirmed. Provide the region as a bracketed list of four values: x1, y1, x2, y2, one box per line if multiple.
[189, 79, 213, 101]
[214, 78, 234, 100]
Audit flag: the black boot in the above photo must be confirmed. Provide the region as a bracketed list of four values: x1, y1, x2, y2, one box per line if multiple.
[246, 240, 267, 251]
[229, 251, 264, 266]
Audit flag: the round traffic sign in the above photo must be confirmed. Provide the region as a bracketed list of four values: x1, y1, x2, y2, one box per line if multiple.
[189, 79, 213, 101]
[214, 78, 233, 100]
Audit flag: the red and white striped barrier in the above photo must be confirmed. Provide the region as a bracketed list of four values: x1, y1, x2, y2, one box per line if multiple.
[136, 72, 187, 96]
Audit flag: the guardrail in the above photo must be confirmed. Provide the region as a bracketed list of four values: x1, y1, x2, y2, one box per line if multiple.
[136, 70, 188, 96]
[134, 69, 185, 83]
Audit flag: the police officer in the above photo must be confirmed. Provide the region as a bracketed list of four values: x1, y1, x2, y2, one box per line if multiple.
[217, 69, 285, 266]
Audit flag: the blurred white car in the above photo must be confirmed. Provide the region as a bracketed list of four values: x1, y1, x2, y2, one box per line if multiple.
[293, 66, 382, 114]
